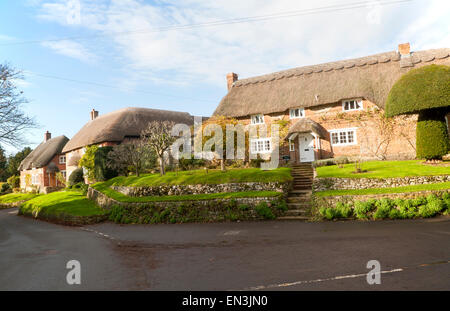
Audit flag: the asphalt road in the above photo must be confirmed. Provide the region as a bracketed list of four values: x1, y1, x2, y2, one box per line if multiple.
[0, 207, 449, 290]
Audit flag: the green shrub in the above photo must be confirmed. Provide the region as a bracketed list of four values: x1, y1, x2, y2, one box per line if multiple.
[388, 208, 402, 219]
[68, 168, 84, 186]
[418, 205, 436, 218]
[1, 182, 10, 193]
[336, 203, 353, 218]
[354, 200, 375, 219]
[426, 197, 445, 214]
[416, 109, 450, 160]
[94, 146, 118, 181]
[373, 205, 391, 220]
[272, 199, 288, 212]
[7, 175, 20, 189]
[255, 202, 275, 219]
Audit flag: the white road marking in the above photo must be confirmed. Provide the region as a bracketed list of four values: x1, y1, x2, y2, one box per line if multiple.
[223, 230, 241, 236]
[244, 268, 404, 290]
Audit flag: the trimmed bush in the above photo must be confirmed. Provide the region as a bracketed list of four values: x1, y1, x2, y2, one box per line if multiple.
[416, 109, 450, 160]
[68, 168, 84, 186]
[386, 65, 450, 117]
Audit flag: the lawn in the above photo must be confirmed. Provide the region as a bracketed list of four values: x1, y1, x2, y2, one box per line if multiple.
[20, 190, 107, 217]
[107, 167, 292, 187]
[92, 181, 282, 203]
[315, 181, 450, 197]
[0, 192, 41, 204]
[316, 160, 450, 179]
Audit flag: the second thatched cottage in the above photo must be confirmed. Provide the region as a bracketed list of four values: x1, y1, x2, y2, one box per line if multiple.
[214, 43, 450, 163]
[62, 107, 195, 181]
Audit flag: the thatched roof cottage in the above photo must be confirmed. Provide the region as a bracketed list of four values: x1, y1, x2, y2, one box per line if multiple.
[19, 132, 69, 191]
[214, 43, 450, 163]
[62, 107, 196, 181]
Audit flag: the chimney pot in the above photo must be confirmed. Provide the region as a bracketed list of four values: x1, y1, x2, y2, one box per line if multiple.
[90, 109, 99, 120]
[398, 43, 411, 57]
[226, 72, 238, 91]
[44, 131, 51, 142]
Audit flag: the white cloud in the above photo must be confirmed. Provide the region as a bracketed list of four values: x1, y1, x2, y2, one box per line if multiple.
[41, 40, 96, 62]
[35, 0, 449, 89]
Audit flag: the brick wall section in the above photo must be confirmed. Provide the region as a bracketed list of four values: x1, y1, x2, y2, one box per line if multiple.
[238, 99, 419, 163]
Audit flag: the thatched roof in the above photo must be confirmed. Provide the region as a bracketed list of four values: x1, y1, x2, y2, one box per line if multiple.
[287, 118, 328, 139]
[214, 48, 450, 118]
[62, 107, 194, 153]
[19, 135, 69, 170]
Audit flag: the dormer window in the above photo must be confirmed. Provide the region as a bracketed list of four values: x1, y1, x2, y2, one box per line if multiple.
[251, 114, 265, 125]
[342, 99, 363, 111]
[59, 155, 66, 164]
[289, 108, 305, 119]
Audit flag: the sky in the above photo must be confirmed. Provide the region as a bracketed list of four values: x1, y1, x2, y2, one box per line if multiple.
[0, 0, 449, 154]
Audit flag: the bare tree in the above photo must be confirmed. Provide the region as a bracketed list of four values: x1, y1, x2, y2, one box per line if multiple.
[0, 64, 36, 147]
[141, 121, 176, 176]
[106, 140, 152, 177]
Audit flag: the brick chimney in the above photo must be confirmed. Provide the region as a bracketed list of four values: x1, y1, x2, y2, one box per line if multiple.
[44, 131, 51, 142]
[90, 109, 99, 120]
[398, 42, 411, 57]
[226, 72, 238, 91]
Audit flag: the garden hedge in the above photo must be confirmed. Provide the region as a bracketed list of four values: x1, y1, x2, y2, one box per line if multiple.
[416, 109, 450, 159]
[385, 64, 450, 117]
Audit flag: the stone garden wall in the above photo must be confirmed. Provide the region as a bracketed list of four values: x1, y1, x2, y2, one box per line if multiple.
[315, 189, 450, 207]
[88, 187, 281, 210]
[111, 181, 291, 197]
[313, 175, 450, 191]
[87, 187, 287, 222]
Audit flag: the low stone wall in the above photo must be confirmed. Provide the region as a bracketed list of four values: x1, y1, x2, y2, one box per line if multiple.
[111, 181, 291, 197]
[315, 189, 450, 207]
[87, 186, 289, 223]
[88, 187, 280, 210]
[313, 175, 450, 191]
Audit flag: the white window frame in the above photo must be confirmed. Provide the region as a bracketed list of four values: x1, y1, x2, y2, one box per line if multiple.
[250, 138, 272, 154]
[289, 108, 305, 119]
[289, 139, 295, 151]
[329, 128, 357, 146]
[342, 99, 363, 112]
[250, 114, 265, 125]
[61, 170, 67, 179]
[59, 155, 66, 164]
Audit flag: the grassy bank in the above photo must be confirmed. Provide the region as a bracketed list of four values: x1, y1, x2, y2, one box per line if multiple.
[92, 181, 282, 203]
[315, 181, 450, 197]
[316, 160, 450, 179]
[19, 190, 108, 225]
[107, 167, 292, 187]
[0, 193, 41, 204]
